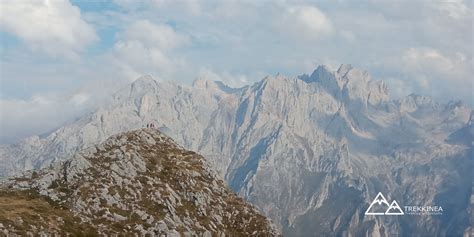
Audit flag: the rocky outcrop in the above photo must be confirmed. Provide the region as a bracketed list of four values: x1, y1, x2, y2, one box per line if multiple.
[1, 129, 278, 236]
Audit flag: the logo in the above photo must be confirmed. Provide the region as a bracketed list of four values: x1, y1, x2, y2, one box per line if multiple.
[365, 192, 443, 216]
[365, 192, 404, 215]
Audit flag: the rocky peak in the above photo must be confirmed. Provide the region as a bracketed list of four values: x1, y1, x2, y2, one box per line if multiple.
[192, 77, 222, 89]
[399, 93, 439, 113]
[1, 129, 279, 236]
[192, 77, 214, 89]
[336, 64, 353, 76]
[132, 74, 156, 86]
[123, 75, 159, 100]
[303, 64, 389, 105]
[308, 65, 341, 89]
[192, 77, 242, 95]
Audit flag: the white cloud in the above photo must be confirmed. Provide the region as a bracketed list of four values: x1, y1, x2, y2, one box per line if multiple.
[339, 30, 356, 42]
[1, 0, 473, 142]
[396, 47, 472, 102]
[0, 0, 97, 58]
[0, 92, 94, 143]
[151, 0, 201, 16]
[381, 77, 414, 99]
[402, 48, 469, 82]
[113, 0, 201, 16]
[71, 93, 90, 106]
[279, 5, 333, 40]
[118, 20, 189, 50]
[431, 0, 469, 19]
[109, 20, 189, 81]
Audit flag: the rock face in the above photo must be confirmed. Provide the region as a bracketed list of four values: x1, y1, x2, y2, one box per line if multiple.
[0, 64, 472, 236]
[0, 129, 278, 236]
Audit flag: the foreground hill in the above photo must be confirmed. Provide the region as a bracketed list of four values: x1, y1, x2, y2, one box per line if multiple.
[0, 129, 278, 236]
[1, 64, 472, 235]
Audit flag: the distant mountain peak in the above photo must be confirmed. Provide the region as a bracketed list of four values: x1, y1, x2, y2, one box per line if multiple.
[129, 75, 158, 93]
[337, 64, 353, 76]
[192, 77, 211, 88]
[192, 77, 242, 94]
[132, 74, 156, 85]
[400, 93, 439, 111]
[305, 64, 338, 86]
[311, 64, 334, 77]
[192, 77, 228, 90]
[302, 64, 389, 105]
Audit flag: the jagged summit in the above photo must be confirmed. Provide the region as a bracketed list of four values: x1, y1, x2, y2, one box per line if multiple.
[306, 64, 353, 82]
[337, 64, 353, 76]
[192, 77, 216, 88]
[192, 78, 244, 96]
[110, 75, 161, 103]
[1, 128, 279, 235]
[303, 64, 367, 85]
[129, 74, 158, 91]
[308, 64, 334, 80]
[192, 77, 225, 90]
[133, 74, 155, 83]
[297, 64, 389, 105]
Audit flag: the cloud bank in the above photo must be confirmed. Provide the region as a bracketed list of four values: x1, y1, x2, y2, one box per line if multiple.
[0, 0, 472, 143]
[0, 0, 97, 58]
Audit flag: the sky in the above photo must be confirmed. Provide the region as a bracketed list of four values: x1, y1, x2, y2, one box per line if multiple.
[0, 0, 473, 143]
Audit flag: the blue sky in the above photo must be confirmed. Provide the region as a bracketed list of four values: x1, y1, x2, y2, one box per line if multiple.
[0, 0, 473, 143]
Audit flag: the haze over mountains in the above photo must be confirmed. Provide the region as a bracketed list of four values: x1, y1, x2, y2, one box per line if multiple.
[1, 65, 472, 236]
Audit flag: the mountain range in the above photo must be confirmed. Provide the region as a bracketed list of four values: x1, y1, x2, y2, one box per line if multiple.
[1, 64, 472, 236]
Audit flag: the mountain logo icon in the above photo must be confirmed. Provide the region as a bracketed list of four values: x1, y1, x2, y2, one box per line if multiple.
[385, 200, 404, 215]
[365, 192, 404, 216]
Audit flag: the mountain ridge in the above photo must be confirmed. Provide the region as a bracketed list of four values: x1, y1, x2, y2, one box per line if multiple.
[0, 64, 472, 236]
